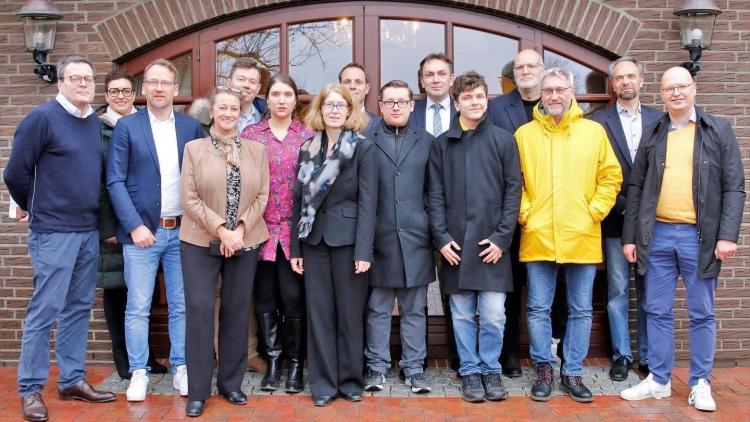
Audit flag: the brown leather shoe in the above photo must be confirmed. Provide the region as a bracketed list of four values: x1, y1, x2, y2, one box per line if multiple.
[21, 392, 47, 421]
[247, 355, 267, 373]
[59, 380, 116, 403]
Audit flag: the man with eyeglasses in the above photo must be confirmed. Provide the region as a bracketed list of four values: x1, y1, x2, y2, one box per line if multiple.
[6, 54, 116, 422]
[619, 67, 745, 412]
[589, 57, 662, 382]
[515, 67, 621, 403]
[361, 80, 434, 394]
[107, 58, 204, 403]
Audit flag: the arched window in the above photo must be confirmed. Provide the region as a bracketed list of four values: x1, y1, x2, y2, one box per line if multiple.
[120, 2, 613, 112]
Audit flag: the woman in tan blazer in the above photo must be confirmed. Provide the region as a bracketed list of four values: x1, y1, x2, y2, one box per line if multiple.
[179, 87, 269, 417]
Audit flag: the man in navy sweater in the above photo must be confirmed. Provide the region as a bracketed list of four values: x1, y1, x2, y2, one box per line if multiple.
[5, 55, 116, 422]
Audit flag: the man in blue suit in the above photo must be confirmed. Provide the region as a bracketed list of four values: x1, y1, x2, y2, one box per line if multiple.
[590, 57, 662, 381]
[410, 53, 457, 136]
[107, 58, 204, 403]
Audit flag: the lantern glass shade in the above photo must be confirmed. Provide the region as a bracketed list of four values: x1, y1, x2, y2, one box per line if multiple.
[22, 17, 57, 52]
[678, 13, 717, 49]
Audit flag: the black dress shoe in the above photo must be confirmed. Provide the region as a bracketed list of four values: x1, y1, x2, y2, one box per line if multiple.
[342, 392, 363, 402]
[638, 363, 649, 375]
[313, 395, 335, 407]
[58, 380, 116, 403]
[609, 357, 631, 382]
[560, 375, 593, 403]
[501, 355, 523, 378]
[220, 391, 247, 405]
[186, 400, 205, 417]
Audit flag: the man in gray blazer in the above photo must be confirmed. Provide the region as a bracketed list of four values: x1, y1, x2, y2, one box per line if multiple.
[362, 80, 435, 394]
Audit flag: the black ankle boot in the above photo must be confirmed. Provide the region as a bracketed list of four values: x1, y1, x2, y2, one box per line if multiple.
[113, 348, 131, 380]
[285, 318, 305, 393]
[259, 312, 282, 391]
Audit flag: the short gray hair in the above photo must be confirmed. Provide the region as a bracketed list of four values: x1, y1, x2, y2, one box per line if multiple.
[57, 55, 94, 80]
[541, 67, 574, 87]
[608, 56, 644, 79]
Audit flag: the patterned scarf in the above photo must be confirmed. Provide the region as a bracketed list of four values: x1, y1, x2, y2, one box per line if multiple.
[296, 129, 360, 239]
[209, 125, 241, 167]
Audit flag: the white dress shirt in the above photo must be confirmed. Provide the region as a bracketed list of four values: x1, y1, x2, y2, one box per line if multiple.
[425, 96, 451, 136]
[148, 109, 182, 217]
[56, 93, 94, 118]
[616, 101, 642, 162]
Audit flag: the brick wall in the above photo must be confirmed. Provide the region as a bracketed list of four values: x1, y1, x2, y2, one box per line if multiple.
[0, 0, 748, 365]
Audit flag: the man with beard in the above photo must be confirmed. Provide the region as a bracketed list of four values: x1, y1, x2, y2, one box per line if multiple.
[590, 57, 662, 381]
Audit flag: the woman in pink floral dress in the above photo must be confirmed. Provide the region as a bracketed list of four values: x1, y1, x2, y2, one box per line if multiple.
[241, 74, 314, 393]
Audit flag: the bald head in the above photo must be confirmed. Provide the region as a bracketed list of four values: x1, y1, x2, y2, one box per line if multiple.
[660, 66, 696, 117]
[513, 49, 545, 98]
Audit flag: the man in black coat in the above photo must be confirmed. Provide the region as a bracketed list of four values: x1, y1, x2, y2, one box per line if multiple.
[487, 48, 568, 377]
[590, 57, 663, 381]
[620, 67, 745, 412]
[362, 80, 435, 394]
[428, 71, 521, 403]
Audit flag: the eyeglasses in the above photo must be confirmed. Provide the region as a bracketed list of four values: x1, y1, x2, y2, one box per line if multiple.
[380, 99, 412, 109]
[322, 102, 348, 112]
[660, 83, 694, 94]
[66, 75, 94, 85]
[106, 88, 134, 97]
[144, 79, 176, 89]
[513, 63, 543, 72]
[541, 86, 572, 96]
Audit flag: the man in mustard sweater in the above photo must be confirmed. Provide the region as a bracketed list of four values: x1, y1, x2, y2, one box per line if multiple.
[619, 67, 745, 412]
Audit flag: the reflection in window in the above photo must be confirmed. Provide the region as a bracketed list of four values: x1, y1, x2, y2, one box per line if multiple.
[289, 20, 353, 95]
[380, 20, 444, 92]
[577, 102, 609, 117]
[544, 50, 607, 95]
[453, 26, 517, 95]
[134, 53, 192, 97]
[216, 27, 280, 90]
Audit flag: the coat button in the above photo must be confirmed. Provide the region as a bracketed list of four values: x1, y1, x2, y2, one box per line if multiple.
[396, 171, 401, 176]
[397, 227, 403, 232]
[396, 198, 401, 204]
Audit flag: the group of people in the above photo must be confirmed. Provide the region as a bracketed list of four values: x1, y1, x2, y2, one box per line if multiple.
[4, 46, 743, 421]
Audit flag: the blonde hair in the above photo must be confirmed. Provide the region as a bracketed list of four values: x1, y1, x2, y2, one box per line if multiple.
[144, 58, 179, 83]
[304, 83, 369, 132]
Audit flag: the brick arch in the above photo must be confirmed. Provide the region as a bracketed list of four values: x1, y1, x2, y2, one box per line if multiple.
[94, 0, 642, 60]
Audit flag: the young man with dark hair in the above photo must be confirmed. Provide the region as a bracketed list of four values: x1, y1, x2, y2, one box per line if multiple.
[428, 71, 521, 403]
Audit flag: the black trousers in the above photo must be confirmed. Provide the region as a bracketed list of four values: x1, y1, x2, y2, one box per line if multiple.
[303, 242, 367, 397]
[181, 241, 258, 401]
[502, 229, 569, 358]
[255, 243, 305, 318]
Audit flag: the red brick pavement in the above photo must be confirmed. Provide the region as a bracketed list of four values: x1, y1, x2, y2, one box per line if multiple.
[0, 366, 747, 421]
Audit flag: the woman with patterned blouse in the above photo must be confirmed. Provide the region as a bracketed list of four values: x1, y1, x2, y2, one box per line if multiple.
[241, 74, 314, 393]
[180, 87, 269, 417]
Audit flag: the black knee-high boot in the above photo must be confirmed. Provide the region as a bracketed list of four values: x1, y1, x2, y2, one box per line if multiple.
[259, 312, 282, 390]
[284, 318, 305, 393]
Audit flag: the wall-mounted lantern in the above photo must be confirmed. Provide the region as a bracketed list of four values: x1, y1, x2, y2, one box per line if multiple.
[16, 0, 63, 83]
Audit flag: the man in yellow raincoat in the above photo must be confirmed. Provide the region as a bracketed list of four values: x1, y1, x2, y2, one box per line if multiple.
[515, 67, 621, 403]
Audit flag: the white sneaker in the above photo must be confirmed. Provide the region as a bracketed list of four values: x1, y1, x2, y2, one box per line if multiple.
[689, 379, 716, 411]
[619, 373, 671, 400]
[173, 364, 188, 396]
[126, 369, 149, 402]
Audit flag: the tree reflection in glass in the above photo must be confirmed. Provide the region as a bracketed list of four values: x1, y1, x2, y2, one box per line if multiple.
[289, 19, 353, 94]
[380, 20, 444, 92]
[216, 27, 281, 89]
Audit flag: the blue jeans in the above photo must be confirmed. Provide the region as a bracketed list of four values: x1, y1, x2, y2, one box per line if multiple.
[123, 227, 185, 372]
[604, 237, 633, 362]
[18, 230, 98, 396]
[526, 262, 595, 376]
[449, 290, 506, 376]
[646, 222, 716, 387]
